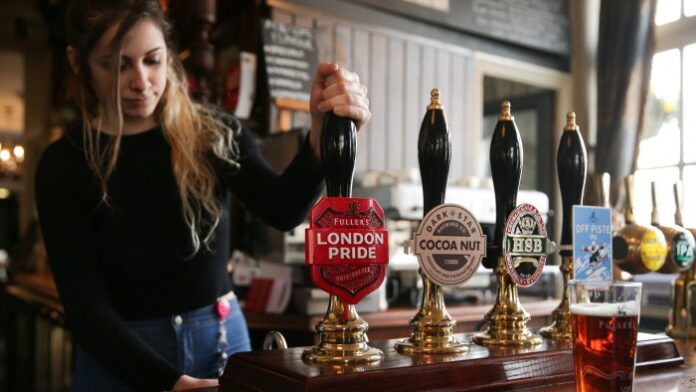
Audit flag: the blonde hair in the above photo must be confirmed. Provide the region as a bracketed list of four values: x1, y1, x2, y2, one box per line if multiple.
[67, 0, 239, 255]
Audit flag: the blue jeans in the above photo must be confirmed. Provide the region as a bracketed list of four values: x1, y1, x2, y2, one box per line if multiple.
[71, 297, 251, 391]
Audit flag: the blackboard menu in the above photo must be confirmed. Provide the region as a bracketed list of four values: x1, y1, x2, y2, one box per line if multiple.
[351, 0, 569, 56]
[262, 19, 318, 102]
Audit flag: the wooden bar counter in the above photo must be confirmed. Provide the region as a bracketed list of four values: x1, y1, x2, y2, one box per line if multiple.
[6, 273, 692, 390]
[217, 332, 684, 391]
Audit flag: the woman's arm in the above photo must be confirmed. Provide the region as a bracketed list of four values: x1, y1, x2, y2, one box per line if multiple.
[223, 124, 325, 231]
[222, 64, 370, 231]
[35, 140, 183, 390]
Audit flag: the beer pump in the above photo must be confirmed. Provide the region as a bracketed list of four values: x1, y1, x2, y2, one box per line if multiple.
[666, 181, 696, 338]
[612, 176, 667, 274]
[395, 89, 469, 354]
[473, 101, 550, 346]
[302, 112, 385, 364]
[592, 172, 632, 280]
[539, 112, 587, 341]
[650, 182, 695, 275]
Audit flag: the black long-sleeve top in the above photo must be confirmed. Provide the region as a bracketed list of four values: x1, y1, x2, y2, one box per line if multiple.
[34, 118, 324, 390]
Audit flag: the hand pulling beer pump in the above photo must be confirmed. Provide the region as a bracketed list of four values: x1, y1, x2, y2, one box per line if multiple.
[539, 112, 587, 341]
[302, 112, 385, 364]
[474, 101, 550, 346]
[394, 89, 469, 354]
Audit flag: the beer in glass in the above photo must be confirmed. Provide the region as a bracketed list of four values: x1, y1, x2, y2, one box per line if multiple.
[569, 281, 641, 392]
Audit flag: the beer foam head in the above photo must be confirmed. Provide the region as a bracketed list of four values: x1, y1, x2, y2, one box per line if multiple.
[570, 302, 640, 317]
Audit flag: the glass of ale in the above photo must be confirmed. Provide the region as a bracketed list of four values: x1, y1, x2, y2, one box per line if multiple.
[569, 280, 642, 392]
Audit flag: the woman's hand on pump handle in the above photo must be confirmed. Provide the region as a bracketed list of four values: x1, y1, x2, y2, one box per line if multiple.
[167, 64, 368, 390]
[308, 62, 371, 162]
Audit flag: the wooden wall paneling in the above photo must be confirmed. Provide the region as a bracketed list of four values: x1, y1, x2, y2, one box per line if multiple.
[369, 33, 387, 171]
[462, 55, 477, 178]
[270, 5, 478, 175]
[334, 24, 352, 68]
[449, 54, 466, 181]
[386, 38, 405, 171]
[404, 42, 421, 170]
[294, 14, 313, 28]
[435, 49, 454, 178]
[271, 8, 293, 24]
[436, 49, 451, 115]
[315, 19, 333, 65]
[353, 29, 370, 173]
[420, 45, 436, 154]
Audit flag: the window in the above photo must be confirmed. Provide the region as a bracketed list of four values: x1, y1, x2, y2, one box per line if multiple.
[635, 0, 696, 226]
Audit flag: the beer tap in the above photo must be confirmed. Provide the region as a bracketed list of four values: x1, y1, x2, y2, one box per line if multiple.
[651, 181, 696, 274]
[473, 101, 542, 346]
[539, 112, 586, 341]
[395, 89, 468, 354]
[593, 172, 632, 280]
[302, 112, 383, 364]
[666, 181, 696, 338]
[613, 176, 667, 274]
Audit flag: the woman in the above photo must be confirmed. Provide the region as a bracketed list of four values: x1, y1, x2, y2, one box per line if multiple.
[34, 1, 370, 390]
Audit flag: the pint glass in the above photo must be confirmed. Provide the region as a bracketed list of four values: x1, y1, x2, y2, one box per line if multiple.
[569, 281, 642, 392]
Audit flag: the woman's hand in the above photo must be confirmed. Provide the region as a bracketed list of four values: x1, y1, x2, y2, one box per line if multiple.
[171, 375, 218, 390]
[308, 63, 371, 162]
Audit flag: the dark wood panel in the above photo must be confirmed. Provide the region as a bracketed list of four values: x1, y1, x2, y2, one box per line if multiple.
[219, 332, 682, 392]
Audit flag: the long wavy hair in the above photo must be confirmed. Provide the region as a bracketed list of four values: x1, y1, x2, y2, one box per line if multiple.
[66, 0, 239, 255]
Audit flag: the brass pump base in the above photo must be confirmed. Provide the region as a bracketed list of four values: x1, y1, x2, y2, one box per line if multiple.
[302, 295, 383, 364]
[474, 259, 542, 347]
[666, 271, 696, 339]
[394, 334, 468, 355]
[395, 270, 469, 355]
[302, 343, 384, 364]
[394, 312, 469, 355]
[539, 255, 573, 341]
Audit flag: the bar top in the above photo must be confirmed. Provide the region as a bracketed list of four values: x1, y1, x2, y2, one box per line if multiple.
[217, 332, 684, 391]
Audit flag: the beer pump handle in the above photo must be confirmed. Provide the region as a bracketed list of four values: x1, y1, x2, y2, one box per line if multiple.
[321, 112, 357, 198]
[557, 112, 587, 255]
[624, 175, 636, 225]
[487, 101, 523, 267]
[651, 181, 660, 226]
[674, 181, 684, 227]
[418, 89, 451, 215]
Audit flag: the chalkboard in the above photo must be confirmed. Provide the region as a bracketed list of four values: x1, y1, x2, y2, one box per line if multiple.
[262, 19, 318, 103]
[351, 0, 569, 56]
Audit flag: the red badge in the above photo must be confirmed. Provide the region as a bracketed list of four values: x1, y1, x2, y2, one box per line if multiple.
[305, 197, 389, 304]
[216, 299, 230, 321]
